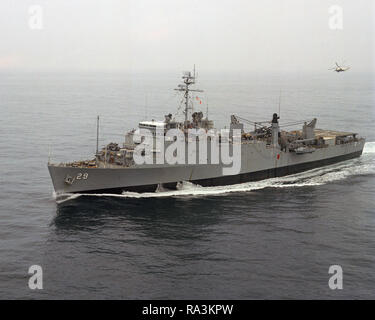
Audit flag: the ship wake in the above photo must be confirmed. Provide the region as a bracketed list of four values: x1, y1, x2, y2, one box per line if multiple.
[55, 142, 375, 203]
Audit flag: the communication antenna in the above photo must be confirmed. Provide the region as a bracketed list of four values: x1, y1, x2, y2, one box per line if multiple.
[278, 90, 282, 119]
[96, 115, 100, 156]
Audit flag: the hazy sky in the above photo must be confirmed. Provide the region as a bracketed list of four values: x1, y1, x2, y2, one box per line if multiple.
[0, 0, 374, 72]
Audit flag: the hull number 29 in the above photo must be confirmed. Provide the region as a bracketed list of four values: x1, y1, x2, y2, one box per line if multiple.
[76, 173, 89, 180]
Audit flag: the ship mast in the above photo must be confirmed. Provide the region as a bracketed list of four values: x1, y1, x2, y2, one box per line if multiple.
[96, 115, 100, 161]
[174, 66, 203, 125]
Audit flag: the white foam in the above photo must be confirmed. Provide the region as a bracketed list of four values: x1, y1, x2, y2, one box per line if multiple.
[54, 142, 375, 202]
[363, 141, 375, 154]
[55, 193, 84, 204]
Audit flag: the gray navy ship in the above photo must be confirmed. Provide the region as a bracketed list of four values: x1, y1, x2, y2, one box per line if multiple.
[48, 70, 365, 196]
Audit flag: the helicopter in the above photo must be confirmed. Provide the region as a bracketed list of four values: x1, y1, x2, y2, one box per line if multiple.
[329, 62, 350, 73]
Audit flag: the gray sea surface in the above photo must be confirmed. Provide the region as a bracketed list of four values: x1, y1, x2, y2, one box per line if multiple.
[0, 71, 374, 299]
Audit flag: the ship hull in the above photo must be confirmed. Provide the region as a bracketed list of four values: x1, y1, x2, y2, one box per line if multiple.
[48, 139, 365, 195]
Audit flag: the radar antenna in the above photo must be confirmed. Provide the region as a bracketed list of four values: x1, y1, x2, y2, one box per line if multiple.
[174, 66, 203, 125]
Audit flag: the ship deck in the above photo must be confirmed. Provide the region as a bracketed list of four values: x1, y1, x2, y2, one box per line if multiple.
[313, 129, 357, 138]
[287, 129, 357, 139]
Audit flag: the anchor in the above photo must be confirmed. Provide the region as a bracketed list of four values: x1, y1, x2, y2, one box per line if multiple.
[64, 175, 75, 185]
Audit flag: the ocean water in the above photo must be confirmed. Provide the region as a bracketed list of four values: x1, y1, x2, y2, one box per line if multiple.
[0, 71, 374, 299]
